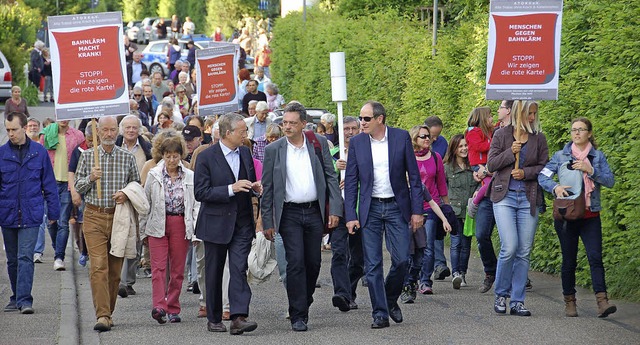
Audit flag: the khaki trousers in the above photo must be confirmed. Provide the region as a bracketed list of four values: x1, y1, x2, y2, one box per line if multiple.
[83, 208, 124, 320]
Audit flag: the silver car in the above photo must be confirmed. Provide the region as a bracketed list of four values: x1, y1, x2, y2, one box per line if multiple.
[0, 50, 12, 100]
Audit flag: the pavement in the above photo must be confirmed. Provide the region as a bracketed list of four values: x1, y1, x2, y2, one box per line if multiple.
[1, 104, 640, 344]
[1, 232, 639, 345]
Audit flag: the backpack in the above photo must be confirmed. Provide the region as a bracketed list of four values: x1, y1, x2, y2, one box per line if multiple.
[552, 161, 586, 221]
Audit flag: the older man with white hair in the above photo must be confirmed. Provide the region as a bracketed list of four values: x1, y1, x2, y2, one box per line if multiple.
[244, 101, 271, 140]
[74, 116, 141, 332]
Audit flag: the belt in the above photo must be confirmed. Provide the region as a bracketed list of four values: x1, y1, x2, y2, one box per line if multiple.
[166, 212, 185, 216]
[372, 197, 395, 203]
[85, 203, 116, 214]
[284, 201, 319, 209]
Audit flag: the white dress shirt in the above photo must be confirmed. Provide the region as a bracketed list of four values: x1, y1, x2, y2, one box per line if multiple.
[370, 127, 395, 198]
[220, 141, 240, 196]
[285, 138, 317, 203]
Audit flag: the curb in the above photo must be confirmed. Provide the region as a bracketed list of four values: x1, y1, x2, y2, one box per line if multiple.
[58, 240, 79, 345]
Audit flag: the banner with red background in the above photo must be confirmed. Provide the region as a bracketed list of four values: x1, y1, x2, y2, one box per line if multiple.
[196, 44, 239, 116]
[486, 1, 563, 100]
[48, 12, 129, 120]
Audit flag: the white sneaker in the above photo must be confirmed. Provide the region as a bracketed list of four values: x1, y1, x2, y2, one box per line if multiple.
[452, 272, 462, 290]
[54, 259, 66, 271]
[460, 273, 468, 287]
[33, 253, 43, 263]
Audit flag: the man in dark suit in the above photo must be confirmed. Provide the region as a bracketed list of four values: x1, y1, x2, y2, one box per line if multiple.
[138, 85, 158, 127]
[344, 101, 424, 329]
[126, 51, 147, 88]
[261, 102, 342, 332]
[194, 113, 261, 335]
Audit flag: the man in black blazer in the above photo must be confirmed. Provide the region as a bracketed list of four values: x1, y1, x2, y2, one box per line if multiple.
[194, 113, 262, 335]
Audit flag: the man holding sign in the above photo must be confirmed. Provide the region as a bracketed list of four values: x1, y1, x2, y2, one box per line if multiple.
[74, 116, 140, 331]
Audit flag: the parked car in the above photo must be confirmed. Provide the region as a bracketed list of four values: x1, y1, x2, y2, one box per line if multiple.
[148, 18, 172, 42]
[141, 39, 209, 78]
[125, 20, 142, 42]
[136, 17, 161, 44]
[271, 108, 331, 132]
[0, 50, 12, 100]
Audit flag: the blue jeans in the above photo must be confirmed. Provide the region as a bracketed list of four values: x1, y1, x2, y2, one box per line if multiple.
[278, 202, 324, 323]
[34, 213, 47, 254]
[274, 232, 287, 287]
[555, 216, 607, 295]
[493, 191, 538, 306]
[419, 217, 436, 287]
[47, 182, 72, 261]
[434, 239, 448, 269]
[2, 226, 39, 308]
[362, 199, 410, 320]
[475, 197, 497, 276]
[450, 218, 472, 274]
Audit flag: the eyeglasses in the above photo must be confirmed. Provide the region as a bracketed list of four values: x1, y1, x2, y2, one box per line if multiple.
[570, 128, 589, 133]
[358, 116, 374, 122]
[417, 134, 430, 140]
[133, 94, 142, 97]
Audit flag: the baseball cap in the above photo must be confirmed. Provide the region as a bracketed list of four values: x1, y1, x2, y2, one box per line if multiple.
[182, 125, 201, 141]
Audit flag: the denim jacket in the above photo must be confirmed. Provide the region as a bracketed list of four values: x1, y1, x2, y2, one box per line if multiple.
[538, 142, 614, 212]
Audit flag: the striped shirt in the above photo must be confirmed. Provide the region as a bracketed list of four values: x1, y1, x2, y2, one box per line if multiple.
[75, 145, 140, 208]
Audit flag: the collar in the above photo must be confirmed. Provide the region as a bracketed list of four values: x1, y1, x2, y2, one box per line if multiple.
[369, 126, 388, 143]
[162, 164, 183, 178]
[286, 137, 307, 150]
[122, 138, 140, 149]
[219, 141, 239, 156]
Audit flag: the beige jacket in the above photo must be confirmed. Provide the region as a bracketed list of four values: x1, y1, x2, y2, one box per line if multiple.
[111, 182, 149, 259]
[139, 160, 199, 241]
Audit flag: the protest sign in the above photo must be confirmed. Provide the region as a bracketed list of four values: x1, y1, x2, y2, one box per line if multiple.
[195, 44, 239, 116]
[486, 0, 563, 100]
[48, 12, 129, 120]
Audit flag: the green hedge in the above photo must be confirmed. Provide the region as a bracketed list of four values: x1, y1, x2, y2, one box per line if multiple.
[271, 1, 640, 301]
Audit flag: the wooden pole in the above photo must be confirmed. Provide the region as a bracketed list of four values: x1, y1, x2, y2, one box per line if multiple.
[91, 118, 101, 199]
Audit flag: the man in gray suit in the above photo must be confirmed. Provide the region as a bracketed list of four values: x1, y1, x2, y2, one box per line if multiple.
[261, 102, 342, 332]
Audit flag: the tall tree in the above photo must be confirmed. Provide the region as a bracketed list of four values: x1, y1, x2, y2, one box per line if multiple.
[205, 0, 258, 38]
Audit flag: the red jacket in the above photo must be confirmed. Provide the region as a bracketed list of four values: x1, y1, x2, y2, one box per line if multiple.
[465, 126, 492, 166]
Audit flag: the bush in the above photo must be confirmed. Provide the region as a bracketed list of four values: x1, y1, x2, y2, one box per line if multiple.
[271, 1, 640, 301]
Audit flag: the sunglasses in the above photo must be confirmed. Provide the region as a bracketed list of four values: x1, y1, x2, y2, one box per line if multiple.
[358, 116, 374, 122]
[133, 94, 142, 97]
[417, 134, 430, 140]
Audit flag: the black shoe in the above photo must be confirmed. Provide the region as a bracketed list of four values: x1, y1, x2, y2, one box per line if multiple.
[494, 296, 507, 314]
[192, 281, 200, 294]
[207, 321, 227, 332]
[479, 275, 495, 293]
[291, 320, 308, 332]
[434, 266, 451, 280]
[315, 282, 321, 288]
[389, 305, 403, 323]
[526, 278, 533, 290]
[4, 301, 18, 312]
[19, 306, 34, 314]
[230, 316, 258, 335]
[349, 301, 358, 310]
[118, 286, 128, 298]
[126, 285, 136, 296]
[362, 279, 368, 287]
[332, 295, 351, 312]
[510, 302, 532, 316]
[371, 317, 389, 329]
[152, 307, 167, 324]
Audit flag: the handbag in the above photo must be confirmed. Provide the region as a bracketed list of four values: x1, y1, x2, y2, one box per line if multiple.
[463, 213, 475, 237]
[552, 161, 586, 221]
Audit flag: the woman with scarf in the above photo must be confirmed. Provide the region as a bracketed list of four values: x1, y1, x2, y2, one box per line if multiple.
[538, 117, 616, 318]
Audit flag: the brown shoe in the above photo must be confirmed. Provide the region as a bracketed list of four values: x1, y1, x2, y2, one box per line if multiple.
[222, 311, 231, 321]
[596, 292, 617, 318]
[230, 316, 258, 335]
[564, 294, 578, 317]
[198, 306, 207, 318]
[94, 317, 111, 332]
[207, 321, 227, 332]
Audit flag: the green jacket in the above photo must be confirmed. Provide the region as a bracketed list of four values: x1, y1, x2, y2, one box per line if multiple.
[444, 163, 478, 218]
